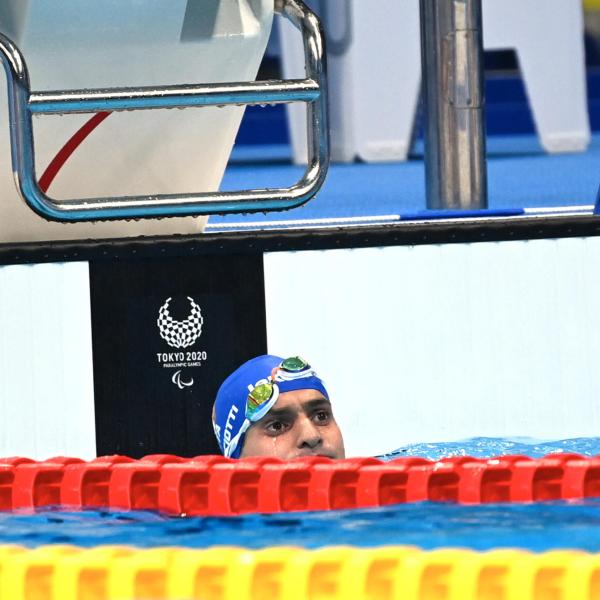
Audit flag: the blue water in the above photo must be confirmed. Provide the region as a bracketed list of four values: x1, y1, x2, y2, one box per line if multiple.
[3, 502, 600, 553]
[3, 437, 600, 552]
[379, 436, 600, 461]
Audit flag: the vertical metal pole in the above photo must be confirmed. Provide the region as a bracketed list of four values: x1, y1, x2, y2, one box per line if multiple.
[420, 0, 487, 210]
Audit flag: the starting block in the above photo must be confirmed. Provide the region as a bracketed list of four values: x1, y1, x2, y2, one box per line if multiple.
[0, 0, 273, 242]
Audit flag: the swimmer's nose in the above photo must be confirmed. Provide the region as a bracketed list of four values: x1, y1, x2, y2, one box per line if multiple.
[297, 416, 322, 450]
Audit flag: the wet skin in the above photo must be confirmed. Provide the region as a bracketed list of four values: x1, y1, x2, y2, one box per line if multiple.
[240, 388, 345, 460]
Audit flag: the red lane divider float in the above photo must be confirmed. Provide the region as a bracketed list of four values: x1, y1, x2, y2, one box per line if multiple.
[1, 454, 600, 516]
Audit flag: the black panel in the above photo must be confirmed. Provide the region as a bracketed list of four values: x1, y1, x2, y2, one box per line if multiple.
[89, 254, 267, 458]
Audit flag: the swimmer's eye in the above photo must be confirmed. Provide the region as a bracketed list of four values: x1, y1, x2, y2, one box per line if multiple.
[313, 409, 331, 424]
[264, 420, 290, 435]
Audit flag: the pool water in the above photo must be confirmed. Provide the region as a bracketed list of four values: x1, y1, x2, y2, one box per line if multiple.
[2, 501, 600, 553]
[380, 436, 600, 461]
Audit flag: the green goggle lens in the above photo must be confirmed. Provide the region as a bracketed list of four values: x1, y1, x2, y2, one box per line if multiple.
[247, 382, 275, 417]
[281, 356, 309, 372]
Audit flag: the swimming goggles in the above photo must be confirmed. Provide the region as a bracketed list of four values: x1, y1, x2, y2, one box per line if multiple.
[224, 356, 315, 457]
[247, 356, 314, 421]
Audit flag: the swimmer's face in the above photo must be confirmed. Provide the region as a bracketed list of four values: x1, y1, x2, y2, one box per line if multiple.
[240, 388, 345, 460]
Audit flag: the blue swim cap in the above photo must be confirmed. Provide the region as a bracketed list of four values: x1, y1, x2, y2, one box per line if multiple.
[212, 354, 329, 458]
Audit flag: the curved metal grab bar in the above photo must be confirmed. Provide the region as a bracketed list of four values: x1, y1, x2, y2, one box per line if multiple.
[0, 0, 329, 222]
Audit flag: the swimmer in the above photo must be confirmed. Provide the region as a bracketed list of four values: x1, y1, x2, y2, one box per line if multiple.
[212, 355, 345, 460]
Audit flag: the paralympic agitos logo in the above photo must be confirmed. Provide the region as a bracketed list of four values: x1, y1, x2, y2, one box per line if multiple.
[157, 296, 203, 348]
[155, 296, 208, 389]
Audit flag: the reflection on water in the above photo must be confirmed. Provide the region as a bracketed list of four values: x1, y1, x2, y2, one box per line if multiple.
[380, 436, 600, 461]
[3, 501, 600, 552]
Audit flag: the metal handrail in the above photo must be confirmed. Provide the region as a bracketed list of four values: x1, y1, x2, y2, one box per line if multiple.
[0, 0, 329, 222]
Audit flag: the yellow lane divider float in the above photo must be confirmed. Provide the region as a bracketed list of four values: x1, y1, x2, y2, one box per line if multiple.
[0, 544, 599, 599]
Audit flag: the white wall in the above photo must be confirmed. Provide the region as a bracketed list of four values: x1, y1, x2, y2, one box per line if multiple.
[0, 262, 95, 459]
[2, 237, 600, 460]
[265, 238, 600, 457]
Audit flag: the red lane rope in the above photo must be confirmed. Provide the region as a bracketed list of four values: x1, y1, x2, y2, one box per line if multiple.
[38, 111, 112, 193]
[0, 453, 597, 515]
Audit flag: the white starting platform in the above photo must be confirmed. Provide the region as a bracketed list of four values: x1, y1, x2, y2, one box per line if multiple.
[0, 0, 273, 243]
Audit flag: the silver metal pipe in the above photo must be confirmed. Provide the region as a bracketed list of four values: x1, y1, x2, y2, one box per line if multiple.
[29, 79, 321, 114]
[420, 0, 487, 209]
[0, 0, 329, 222]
